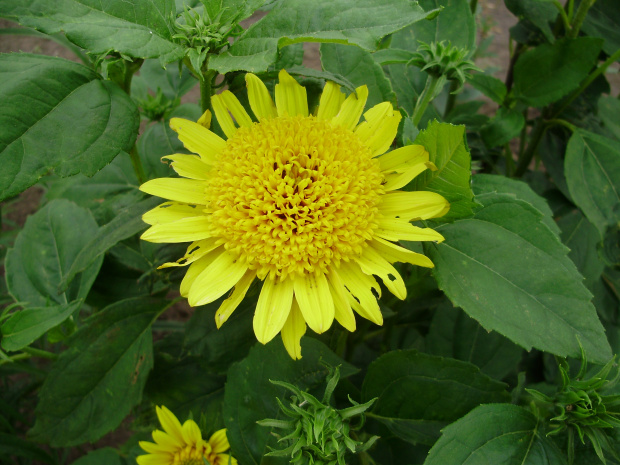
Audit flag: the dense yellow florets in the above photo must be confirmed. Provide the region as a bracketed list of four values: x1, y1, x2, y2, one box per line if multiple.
[204, 115, 384, 279]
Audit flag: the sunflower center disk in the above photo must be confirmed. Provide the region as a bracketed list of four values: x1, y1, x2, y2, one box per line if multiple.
[205, 115, 384, 279]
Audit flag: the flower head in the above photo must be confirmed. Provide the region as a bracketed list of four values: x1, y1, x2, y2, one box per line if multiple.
[140, 70, 449, 359]
[137, 406, 235, 465]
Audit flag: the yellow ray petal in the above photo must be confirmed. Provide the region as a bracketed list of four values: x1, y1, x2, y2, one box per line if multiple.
[162, 154, 211, 180]
[253, 275, 294, 344]
[180, 248, 224, 297]
[140, 178, 206, 205]
[142, 202, 201, 226]
[137, 453, 173, 465]
[215, 269, 256, 328]
[379, 191, 450, 220]
[197, 109, 212, 128]
[138, 440, 172, 454]
[376, 217, 445, 242]
[281, 300, 306, 360]
[158, 237, 221, 269]
[141, 216, 211, 243]
[209, 429, 230, 454]
[316, 81, 345, 121]
[293, 272, 335, 334]
[169, 118, 226, 163]
[334, 262, 383, 325]
[379, 144, 428, 171]
[355, 246, 407, 300]
[331, 85, 368, 130]
[182, 419, 203, 446]
[188, 251, 248, 307]
[275, 69, 308, 117]
[212, 90, 254, 139]
[355, 103, 402, 156]
[382, 162, 434, 191]
[369, 237, 435, 268]
[326, 268, 356, 332]
[151, 429, 182, 450]
[211, 93, 238, 139]
[246, 73, 277, 120]
[156, 406, 185, 446]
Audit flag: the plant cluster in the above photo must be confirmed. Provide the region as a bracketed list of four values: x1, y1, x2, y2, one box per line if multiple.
[259, 367, 378, 465]
[0, 0, 618, 464]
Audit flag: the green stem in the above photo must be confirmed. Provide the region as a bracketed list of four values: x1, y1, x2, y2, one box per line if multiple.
[0, 353, 30, 366]
[518, 111, 528, 158]
[569, 0, 596, 38]
[546, 118, 577, 132]
[504, 143, 515, 176]
[552, 48, 620, 118]
[412, 75, 442, 127]
[505, 43, 525, 92]
[567, 0, 575, 19]
[552, 0, 572, 35]
[22, 347, 58, 360]
[444, 80, 459, 118]
[121, 58, 143, 95]
[514, 120, 547, 177]
[200, 70, 216, 114]
[129, 145, 147, 184]
[0, 347, 58, 366]
[469, 0, 478, 13]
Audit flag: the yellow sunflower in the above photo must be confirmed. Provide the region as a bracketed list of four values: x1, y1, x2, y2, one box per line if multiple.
[140, 70, 449, 359]
[137, 406, 235, 465]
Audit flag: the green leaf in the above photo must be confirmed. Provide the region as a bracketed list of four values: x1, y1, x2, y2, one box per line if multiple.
[184, 295, 256, 372]
[71, 448, 123, 465]
[57, 196, 160, 293]
[145, 354, 225, 424]
[320, 44, 397, 109]
[29, 297, 168, 446]
[405, 0, 476, 54]
[426, 302, 524, 380]
[209, 0, 436, 74]
[480, 107, 525, 147]
[513, 38, 603, 107]
[410, 120, 476, 221]
[198, 0, 265, 26]
[135, 59, 197, 101]
[0, 0, 183, 63]
[423, 404, 566, 465]
[0, 432, 58, 465]
[504, 0, 558, 43]
[425, 188, 612, 363]
[286, 65, 357, 95]
[557, 209, 605, 291]
[1, 300, 82, 352]
[582, 0, 620, 56]
[0, 54, 139, 201]
[472, 173, 560, 236]
[372, 48, 417, 66]
[5, 199, 102, 308]
[44, 156, 139, 212]
[361, 350, 510, 445]
[565, 129, 620, 237]
[224, 338, 357, 465]
[599, 95, 620, 141]
[468, 73, 507, 104]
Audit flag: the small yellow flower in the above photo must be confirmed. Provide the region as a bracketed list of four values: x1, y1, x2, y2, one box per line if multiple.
[140, 70, 449, 359]
[137, 406, 236, 465]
